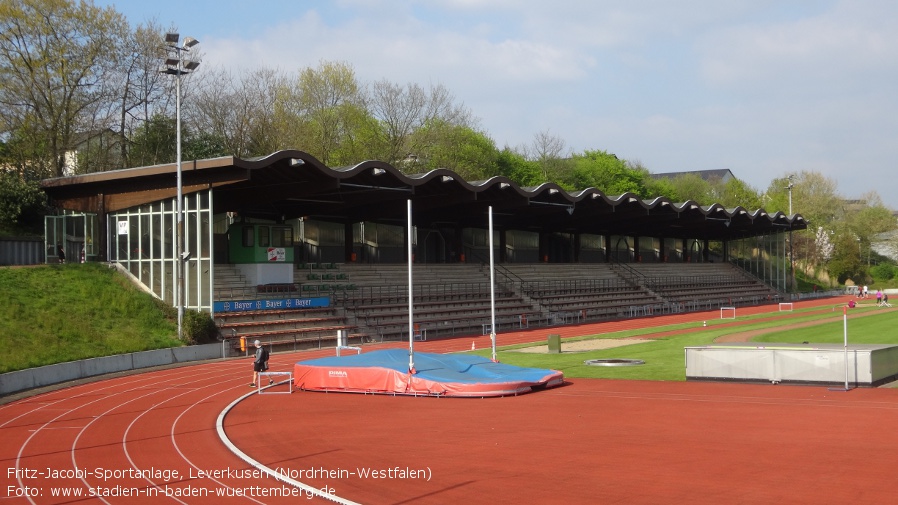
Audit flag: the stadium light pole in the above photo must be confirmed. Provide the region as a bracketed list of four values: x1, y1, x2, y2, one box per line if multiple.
[162, 33, 200, 341]
[786, 175, 795, 293]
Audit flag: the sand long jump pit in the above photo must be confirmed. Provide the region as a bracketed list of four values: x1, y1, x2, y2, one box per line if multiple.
[513, 338, 652, 354]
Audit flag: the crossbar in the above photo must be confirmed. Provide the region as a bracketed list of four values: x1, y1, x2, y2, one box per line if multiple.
[257, 372, 293, 394]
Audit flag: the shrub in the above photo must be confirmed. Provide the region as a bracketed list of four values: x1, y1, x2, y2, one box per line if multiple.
[870, 263, 895, 282]
[182, 310, 220, 345]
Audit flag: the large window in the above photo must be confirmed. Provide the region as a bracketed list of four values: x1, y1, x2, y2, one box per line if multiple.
[107, 190, 214, 313]
[272, 226, 293, 247]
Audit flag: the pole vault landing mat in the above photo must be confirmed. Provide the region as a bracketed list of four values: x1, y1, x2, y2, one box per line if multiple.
[293, 349, 564, 397]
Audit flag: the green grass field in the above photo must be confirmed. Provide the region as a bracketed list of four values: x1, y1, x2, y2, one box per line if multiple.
[486, 305, 897, 381]
[0, 264, 180, 373]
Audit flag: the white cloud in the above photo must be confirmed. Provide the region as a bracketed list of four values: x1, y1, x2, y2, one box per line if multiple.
[110, 0, 898, 208]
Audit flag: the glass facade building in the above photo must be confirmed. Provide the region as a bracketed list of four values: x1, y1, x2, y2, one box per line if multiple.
[106, 190, 214, 313]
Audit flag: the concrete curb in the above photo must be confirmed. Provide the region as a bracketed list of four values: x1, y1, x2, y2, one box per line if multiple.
[0, 342, 225, 396]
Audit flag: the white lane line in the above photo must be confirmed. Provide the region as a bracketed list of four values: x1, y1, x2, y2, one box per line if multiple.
[216, 385, 362, 505]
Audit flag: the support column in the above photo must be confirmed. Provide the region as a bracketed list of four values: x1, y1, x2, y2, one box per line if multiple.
[97, 194, 107, 262]
[499, 229, 507, 263]
[344, 223, 354, 262]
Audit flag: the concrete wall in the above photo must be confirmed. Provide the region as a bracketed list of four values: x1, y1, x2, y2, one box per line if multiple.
[685, 343, 898, 387]
[0, 342, 226, 396]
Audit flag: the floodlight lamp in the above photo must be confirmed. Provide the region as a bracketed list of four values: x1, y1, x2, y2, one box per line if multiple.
[183, 60, 200, 71]
[165, 33, 179, 44]
[165, 57, 179, 67]
[183, 37, 199, 48]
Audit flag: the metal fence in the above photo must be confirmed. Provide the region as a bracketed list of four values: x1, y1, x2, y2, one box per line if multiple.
[0, 238, 45, 266]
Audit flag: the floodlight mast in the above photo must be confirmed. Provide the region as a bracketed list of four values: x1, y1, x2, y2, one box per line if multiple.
[162, 33, 200, 342]
[786, 175, 795, 293]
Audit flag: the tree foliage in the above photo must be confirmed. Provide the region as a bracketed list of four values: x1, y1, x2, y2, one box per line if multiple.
[0, 171, 46, 232]
[495, 148, 543, 187]
[566, 150, 647, 196]
[0, 0, 128, 178]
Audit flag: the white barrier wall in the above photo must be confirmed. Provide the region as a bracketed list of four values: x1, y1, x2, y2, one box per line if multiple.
[685, 343, 898, 387]
[1, 343, 224, 396]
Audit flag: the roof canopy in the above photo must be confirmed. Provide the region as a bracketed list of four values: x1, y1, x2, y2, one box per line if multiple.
[42, 150, 806, 240]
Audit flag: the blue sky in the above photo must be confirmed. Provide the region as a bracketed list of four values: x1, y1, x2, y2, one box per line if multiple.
[97, 0, 898, 210]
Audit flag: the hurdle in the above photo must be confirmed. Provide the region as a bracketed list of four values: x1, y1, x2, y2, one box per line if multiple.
[779, 302, 794, 312]
[720, 306, 736, 319]
[257, 371, 293, 394]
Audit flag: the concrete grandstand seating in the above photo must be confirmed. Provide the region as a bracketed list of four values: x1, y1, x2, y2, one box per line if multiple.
[212, 260, 784, 347]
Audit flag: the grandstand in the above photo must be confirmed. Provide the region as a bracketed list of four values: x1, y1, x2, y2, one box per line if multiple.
[213, 260, 784, 351]
[40, 149, 807, 354]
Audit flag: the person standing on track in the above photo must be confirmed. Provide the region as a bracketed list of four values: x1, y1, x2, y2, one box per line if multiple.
[250, 340, 271, 387]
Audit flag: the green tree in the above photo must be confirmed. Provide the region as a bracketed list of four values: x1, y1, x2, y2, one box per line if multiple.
[114, 20, 171, 170]
[412, 121, 498, 181]
[522, 129, 569, 183]
[495, 148, 543, 187]
[128, 114, 175, 166]
[190, 67, 286, 159]
[183, 131, 228, 161]
[0, 171, 46, 234]
[716, 177, 762, 210]
[826, 226, 866, 284]
[643, 175, 679, 203]
[843, 194, 897, 270]
[566, 149, 646, 196]
[292, 60, 366, 165]
[665, 173, 712, 204]
[0, 0, 129, 177]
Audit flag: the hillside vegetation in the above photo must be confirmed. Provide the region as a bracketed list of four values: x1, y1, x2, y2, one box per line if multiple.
[0, 264, 182, 374]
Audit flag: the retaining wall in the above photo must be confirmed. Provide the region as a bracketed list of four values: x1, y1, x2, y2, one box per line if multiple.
[1, 342, 226, 396]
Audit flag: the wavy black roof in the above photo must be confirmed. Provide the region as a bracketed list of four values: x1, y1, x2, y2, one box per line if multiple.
[42, 150, 806, 240]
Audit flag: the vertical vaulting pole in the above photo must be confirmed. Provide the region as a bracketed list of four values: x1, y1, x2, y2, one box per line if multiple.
[407, 199, 415, 373]
[843, 306, 849, 390]
[489, 206, 497, 362]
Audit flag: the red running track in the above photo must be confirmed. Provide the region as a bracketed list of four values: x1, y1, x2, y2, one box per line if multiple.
[2, 297, 896, 504]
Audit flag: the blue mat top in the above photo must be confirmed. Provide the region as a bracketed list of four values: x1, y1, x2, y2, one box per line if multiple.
[297, 349, 556, 384]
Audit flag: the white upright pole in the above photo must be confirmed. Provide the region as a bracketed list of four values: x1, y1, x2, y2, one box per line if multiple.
[175, 58, 184, 342]
[843, 306, 849, 390]
[489, 206, 497, 362]
[407, 199, 415, 373]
